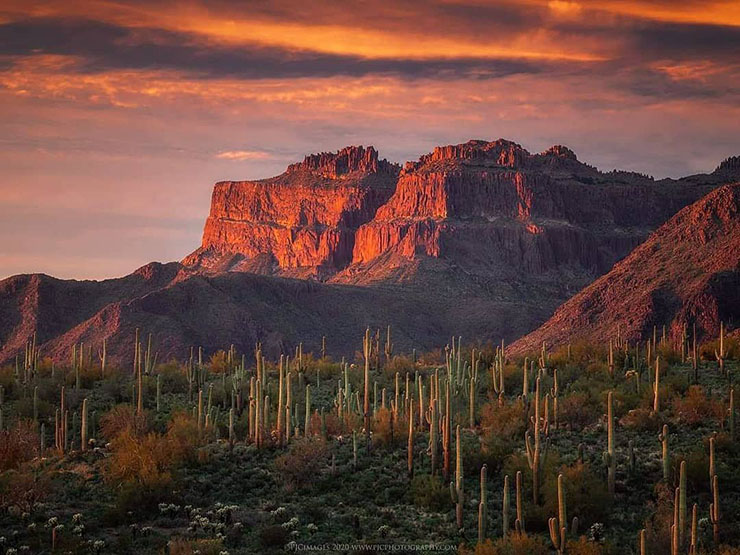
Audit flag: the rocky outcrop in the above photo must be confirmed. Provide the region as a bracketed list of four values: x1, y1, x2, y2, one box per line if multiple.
[510, 183, 740, 354]
[184, 146, 399, 277]
[347, 139, 720, 283]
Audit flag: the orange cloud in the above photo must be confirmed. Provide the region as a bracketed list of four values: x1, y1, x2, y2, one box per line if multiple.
[215, 150, 273, 161]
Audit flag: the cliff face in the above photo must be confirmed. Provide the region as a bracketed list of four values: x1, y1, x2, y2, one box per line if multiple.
[184, 146, 399, 277]
[346, 139, 721, 284]
[510, 183, 740, 354]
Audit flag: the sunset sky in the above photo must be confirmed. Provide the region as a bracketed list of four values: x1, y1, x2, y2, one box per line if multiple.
[1, 0, 739, 279]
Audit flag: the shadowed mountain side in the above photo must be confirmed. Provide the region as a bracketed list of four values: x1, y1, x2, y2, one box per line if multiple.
[510, 183, 740, 354]
[30, 270, 554, 365]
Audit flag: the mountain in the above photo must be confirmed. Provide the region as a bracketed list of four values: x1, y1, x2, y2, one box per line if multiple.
[510, 182, 740, 354]
[183, 146, 399, 280]
[1, 142, 738, 365]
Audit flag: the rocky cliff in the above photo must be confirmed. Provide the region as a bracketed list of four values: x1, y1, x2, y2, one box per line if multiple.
[183, 146, 399, 279]
[510, 183, 740, 354]
[346, 139, 724, 285]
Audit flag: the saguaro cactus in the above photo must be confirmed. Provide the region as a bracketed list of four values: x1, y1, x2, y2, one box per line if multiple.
[526, 377, 548, 504]
[515, 470, 524, 533]
[502, 474, 510, 537]
[442, 381, 451, 482]
[363, 328, 372, 453]
[653, 356, 661, 413]
[548, 473, 567, 554]
[81, 398, 88, 451]
[710, 474, 720, 545]
[659, 424, 670, 481]
[689, 503, 698, 555]
[277, 355, 284, 446]
[715, 322, 725, 375]
[603, 391, 616, 496]
[679, 460, 687, 546]
[407, 398, 414, 478]
[550, 369, 559, 430]
[450, 425, 464, 529]
[304, 385, 311, 438]
[429, 399, 438, 475]
[478, 464, 488, 544]
[729, 388, 735, 440]
[709, 435, 716, 491]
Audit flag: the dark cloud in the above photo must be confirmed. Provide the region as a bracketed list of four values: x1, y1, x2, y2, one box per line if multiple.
[0, 18, 546, 80]
[629, 21, 740, 60]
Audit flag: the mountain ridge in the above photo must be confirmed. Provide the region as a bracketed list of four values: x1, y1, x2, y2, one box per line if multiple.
[2, 139, 738, 364]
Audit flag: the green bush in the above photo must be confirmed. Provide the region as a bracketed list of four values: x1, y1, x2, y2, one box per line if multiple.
[409, 474, 450, 511]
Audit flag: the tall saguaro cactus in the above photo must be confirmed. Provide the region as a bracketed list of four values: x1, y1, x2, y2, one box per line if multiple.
[604, 391, 616, 496]
[526, 377, 548, 504]
[450, 425, 464, 529]
[478, 464, 488, 544]
[515, 470, 524, 534]
[407, 398, 414, 478]
[653, 356, 661, 413]
[502, 474, 510, 537]
[710, 474, 720, 545]
[363, 328, 372, 453]
[659, 424, 670, 482]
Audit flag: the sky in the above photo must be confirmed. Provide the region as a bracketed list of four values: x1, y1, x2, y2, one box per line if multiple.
[1, 0, 739, 280]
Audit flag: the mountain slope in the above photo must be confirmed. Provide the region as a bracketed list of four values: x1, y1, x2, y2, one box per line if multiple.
[510, 183, 740, 354]
[2, 144, 739, 365]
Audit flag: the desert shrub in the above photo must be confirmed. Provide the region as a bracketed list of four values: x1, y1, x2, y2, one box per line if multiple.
[566, 537, 615, 554]
[66, 363, 104, 389]
[502, 451, 562, 530]
[273, 438, 329, 491]
[324, 412, 344, 437]
[657, 342, 682, 364]
[480, 400, 526, 439]
[157, 360, 189, 393]
[105, 430, 175, 490]
[168, 538, 224, 555]
[680, 448, 710, 493]
[0, 366, 18, 398]
[701, 335, 739, 360]
[542, 462, 611, 528]
[384, 354, 416, 377]
[410, 474, 450, 511]
[502, 363, 524, 394]
[460, 534, 549, 554]
[259, 524, 289, 547]
[0, 420, 39, 471]
[100, 404, 148, 440]
[620, 408, 663, 432]
[0, 469, 50, 512]
[165, 412, 202, 463]
[207, 350, 231, 373]
[560, 392, 600, 430]
[644, 482, 675, 555]
[471, 434, 517, 474]
[672, 386, 724, 427]
[372, 407, 400, 448]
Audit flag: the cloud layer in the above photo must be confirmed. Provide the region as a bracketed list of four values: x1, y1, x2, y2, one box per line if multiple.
[0, 0, 738, 278]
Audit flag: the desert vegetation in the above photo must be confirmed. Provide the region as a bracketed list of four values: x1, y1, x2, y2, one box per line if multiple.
[0, 324, 739, 554]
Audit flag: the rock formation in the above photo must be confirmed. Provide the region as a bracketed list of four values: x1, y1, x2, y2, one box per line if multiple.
[510, 183, 740, 354]
[183, 146, 398, 279]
